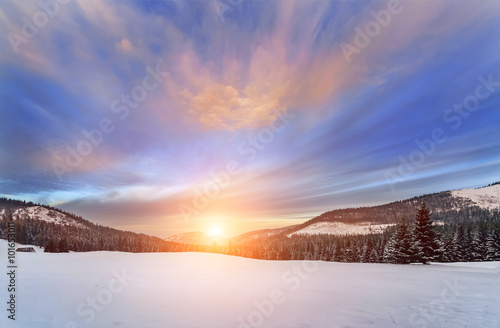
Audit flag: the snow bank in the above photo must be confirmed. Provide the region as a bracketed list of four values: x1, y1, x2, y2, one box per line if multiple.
[0, 239, 498, 328]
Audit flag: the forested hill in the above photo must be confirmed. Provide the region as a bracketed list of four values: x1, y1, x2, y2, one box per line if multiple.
[0, 197, 182, 253]
[280, 183, 500, 237]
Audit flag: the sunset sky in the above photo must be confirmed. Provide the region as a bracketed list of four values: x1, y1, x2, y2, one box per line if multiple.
[1, 0, 499, 238]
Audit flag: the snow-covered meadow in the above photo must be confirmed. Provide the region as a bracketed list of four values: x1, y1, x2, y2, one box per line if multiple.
[287, 222, 395, 237]
[1, 240, 499, 328]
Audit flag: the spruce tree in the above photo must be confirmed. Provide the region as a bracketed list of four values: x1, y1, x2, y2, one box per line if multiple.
[58, 238, 70, 253]
[472, 230, 488, 261]
[453, 224, 467, 261]
[413, 203, 440, 264]
[441, 232, 456, 262]
[485, 232, 500, 261]
[44, 239, 58, 253]
[463, 226, 474, 261]
[384, 217, 414, 264]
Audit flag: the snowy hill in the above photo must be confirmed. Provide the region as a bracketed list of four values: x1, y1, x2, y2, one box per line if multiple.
[165, 231, 229, 246]
[1, 238, 498, 328]
[6, 206, 88, 228]
[451, 184, 500, 210]
[0, 198, 180, 253]
[230, 224, 301, 244]
[280, 182, 500, 238]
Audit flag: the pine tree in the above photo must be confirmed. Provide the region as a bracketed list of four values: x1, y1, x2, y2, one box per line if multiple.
[440, 232, 456, 262]
[485, 232, 500, 261]
[453, 224, 468, 261]
[413, 203, 440, 264]
[44, 239, 58, 253]
[471, 230, 487, 261]
[383, 237, 396, 263]
[384, 217, 414, 264]
[58, 238, 70, 253]
[463, 226, 474, 261]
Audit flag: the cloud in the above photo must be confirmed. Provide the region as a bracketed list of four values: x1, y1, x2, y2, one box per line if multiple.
[115, 38, 135, 53]
[1, 0, 499, 236]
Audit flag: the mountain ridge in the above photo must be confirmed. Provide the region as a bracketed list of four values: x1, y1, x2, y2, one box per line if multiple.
[276, 183, 500, 237]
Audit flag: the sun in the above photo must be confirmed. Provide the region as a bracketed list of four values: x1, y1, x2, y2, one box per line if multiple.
[208, 226, 222, 237]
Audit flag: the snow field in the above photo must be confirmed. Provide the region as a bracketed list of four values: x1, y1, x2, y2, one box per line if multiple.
[1, 239, 499, 328]
[288, 221, 395, 237]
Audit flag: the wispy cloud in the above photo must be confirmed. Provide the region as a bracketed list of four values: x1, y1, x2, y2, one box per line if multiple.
[1, 0, 499, 236]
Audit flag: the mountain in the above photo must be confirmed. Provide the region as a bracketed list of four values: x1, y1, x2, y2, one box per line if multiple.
[6, 205, 88, 228]
[165, 231, 229, 246]
[278, 183, 500, 237]
[0, 198, 182, 253]
[451, 184, 500, 210]
[166, 225, 302, 246]
[230, 225, 301, 244]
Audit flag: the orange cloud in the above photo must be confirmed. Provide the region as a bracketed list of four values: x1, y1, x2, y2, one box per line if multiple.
[162, 10, 350, 131]
[115, 38, 135, 53]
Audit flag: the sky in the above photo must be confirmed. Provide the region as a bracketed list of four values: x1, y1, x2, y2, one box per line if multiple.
[1, 0, 499, 238]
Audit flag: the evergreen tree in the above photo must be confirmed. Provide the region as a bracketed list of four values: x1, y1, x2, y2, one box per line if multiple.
[383, 237, 396, 263]
[471, 230, 487, 261]
[462, 226, 474, 261]
[384, 217, 414, 264]
[413, 203, 440, 264]
[58, 238, 70, 253]
[44, 239, 58, 253]
[440, 232, 456, 262]
[485, 232, 500, 261]
[453, 224, 468, 261]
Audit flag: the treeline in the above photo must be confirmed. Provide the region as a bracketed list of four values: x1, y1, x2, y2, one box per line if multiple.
[0, 203, 183, 253]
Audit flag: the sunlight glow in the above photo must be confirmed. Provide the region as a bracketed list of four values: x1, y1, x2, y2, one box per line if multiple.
[208, 226, 222, 237]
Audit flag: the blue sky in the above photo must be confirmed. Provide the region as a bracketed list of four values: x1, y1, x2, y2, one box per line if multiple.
[1, 0, 499, 237]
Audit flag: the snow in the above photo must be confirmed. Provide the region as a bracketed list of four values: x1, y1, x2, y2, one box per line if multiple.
[451, 185, 500, 210]
[288, 221, 395, 237]
[1, 239, 499, 328]
[3, 206, 87, 228]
